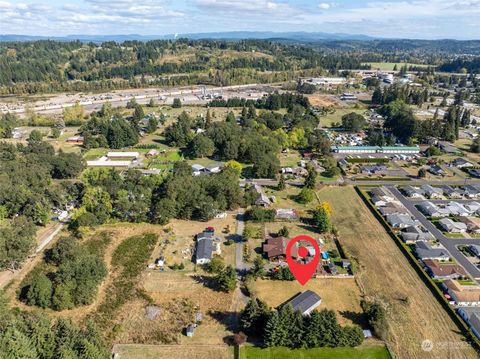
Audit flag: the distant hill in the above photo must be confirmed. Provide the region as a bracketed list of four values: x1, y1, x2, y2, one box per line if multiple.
[0, 31, 376, 43]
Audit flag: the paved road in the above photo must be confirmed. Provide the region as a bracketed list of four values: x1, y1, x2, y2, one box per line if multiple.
[346, 178, 479, 186]
[234, 210, 248, 276]
[387, 186, 480, 280]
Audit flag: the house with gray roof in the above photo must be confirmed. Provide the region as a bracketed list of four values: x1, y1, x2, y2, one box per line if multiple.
[428, 164, 446, 177]
[283, 290, 322, 316]
[253, 184, 271, 207]
[463, 185, 480, 198]
[445, 202, 470, 217]
[417, 201, 449, 218]
[439, 185, 464, 199]
[414, 241, 451, 261]
[378, 202, 409, 216]
[438, 218, 468, 233]
[421, 185, 444, 199]
[457, 307, 480, 339]
[400, 225, 435, 244]
[402, 186, 425, 199]
[386, 213, 416, 229]
[195, 238, 215, 265]
[452, 158, 474, 168]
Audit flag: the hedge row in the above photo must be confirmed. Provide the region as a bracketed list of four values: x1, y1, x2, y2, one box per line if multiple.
[355, 186, 480, 353]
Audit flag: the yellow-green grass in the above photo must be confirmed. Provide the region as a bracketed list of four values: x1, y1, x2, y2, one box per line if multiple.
[315, 186, 478, 359]
[363, 62, 431, 71]
[320, 108, 367, 128]
[240, 345, 391, 359]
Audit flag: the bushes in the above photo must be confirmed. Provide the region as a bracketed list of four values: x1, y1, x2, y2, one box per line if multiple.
[245, 206, 276, 222]
[297, 188, 315, 204]
[19, 234, 110, 311]
[94, 233, 158, 332]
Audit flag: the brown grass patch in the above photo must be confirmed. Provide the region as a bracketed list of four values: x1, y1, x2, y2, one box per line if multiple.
[316, 186, 477, 359]
[252, 278, 364, 327]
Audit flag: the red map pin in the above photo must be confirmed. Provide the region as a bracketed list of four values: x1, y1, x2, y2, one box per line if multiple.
[286, 235, 320, 285]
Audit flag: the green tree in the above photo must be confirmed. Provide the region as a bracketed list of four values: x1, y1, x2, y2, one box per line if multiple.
[304, 165, 317, 189]
[341, 112, 367, 132]
[190, 134, 215, 158]
[225, 160, 242, 176]
[240, 298, 271, 336]
[51, 127, 61, 138]
[313, 207, 332, 233]
[133, 104, 145, 121]
[418, 168, 427, 178]
[26, 274, 53, 309]
[215, 265, 237, 292]
[206, 257, 225, 274]
[172, 98, 182, 108]
[297, 188, 314, 204]
[278, 173, 286, 190]
[28, 129, 43, 143]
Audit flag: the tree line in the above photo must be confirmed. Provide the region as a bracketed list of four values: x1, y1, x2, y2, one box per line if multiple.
[240, 298, 364, 349]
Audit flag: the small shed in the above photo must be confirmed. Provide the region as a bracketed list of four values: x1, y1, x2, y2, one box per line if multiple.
[186, 324, 195, 337]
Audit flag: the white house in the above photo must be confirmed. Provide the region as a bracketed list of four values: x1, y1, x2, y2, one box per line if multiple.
[438, 218, 468, 233]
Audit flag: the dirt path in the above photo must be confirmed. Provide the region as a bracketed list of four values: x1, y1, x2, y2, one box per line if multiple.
[0, 222, 64, 290]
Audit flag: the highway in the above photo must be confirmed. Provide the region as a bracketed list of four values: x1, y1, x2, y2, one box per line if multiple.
[387, 186, 480, 280]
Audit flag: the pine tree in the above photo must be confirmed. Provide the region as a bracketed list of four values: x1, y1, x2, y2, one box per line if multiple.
[264, 311, 281, 347]
[277, 174, 286, 190]
[304, 165, 317, 189]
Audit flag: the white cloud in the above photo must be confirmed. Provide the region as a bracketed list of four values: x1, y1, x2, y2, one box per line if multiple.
[194, 0, 298, 16]
[318, 2, 336, 10]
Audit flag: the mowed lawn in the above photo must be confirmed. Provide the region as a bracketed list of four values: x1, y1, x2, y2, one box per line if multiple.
[316, 186, 478, 359]
[240, 345, 391, 359]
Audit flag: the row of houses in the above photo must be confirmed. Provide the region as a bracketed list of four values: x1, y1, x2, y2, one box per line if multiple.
[331, 146, 420, 154]
[417, 200, 480, 217]
[403, 184, 480, 200]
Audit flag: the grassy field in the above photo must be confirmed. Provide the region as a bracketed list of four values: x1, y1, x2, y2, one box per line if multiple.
[363, 62, 431, 71]
[320, 108, 367, 128]
[114, 344, 233, 359]
[251, 278, 364, 327]
[240, 345, 391, 359]
[316, 186, 478, 359]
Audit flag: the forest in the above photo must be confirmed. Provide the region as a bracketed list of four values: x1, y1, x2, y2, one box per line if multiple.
[2, 38, 478, 95]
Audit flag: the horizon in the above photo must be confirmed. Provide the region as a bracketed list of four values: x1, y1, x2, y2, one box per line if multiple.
[0, 1, 479, 40]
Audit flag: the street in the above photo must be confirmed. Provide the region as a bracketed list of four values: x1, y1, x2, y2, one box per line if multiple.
[387, 186, 480, 280]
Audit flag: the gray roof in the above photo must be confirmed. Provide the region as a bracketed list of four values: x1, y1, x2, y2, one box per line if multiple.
[387, 213, 416, 227]
[196, 238, 214, 260]
[414, 241, 450, 260]
[284, 290, 321, 315]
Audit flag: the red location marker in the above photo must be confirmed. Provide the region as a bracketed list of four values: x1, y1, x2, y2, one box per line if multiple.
[286, 235, 320, 285]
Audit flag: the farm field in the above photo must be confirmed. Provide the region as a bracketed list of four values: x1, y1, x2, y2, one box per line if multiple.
[113, 344, 233, 359]
[251, 278, 364, 327]
[240, 344, 391, 359]
[316, 186, 477, 359]
[320, 108, 367, 128]
[363, 62, 431, 71]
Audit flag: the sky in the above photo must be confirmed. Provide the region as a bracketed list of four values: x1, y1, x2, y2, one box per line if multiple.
[0, 0, 479, 40]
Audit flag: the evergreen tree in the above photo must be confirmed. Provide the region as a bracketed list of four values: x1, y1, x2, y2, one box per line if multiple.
[304, 165, 317, 189]
[277, 174, 286, 190]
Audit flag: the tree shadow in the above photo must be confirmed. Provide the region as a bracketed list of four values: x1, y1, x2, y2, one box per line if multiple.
[191, 274, 218, 290]
[209, 310, 238, 332]
[339, 310, 367, 326]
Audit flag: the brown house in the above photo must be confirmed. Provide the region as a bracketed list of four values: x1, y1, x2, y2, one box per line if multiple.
[422, 259, 467, 280]
[263, 237, 298, 261]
